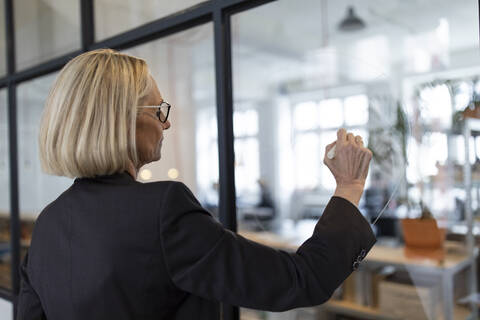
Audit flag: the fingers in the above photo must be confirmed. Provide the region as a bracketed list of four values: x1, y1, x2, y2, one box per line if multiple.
[355, 135, 364, 147]
[324, 130, 372, 187]
[347, 133, 355, 144]
[359, 149, 373, 179]
[337, 128, 347, 143]
[333, 129, 367, 150]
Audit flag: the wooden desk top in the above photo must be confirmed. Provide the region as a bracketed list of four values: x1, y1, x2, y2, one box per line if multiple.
[366, 241, 472, 270]
[238, 230, 473, 270]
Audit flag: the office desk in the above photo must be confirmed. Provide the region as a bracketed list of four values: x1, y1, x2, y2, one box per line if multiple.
[238, 230, 476, 320]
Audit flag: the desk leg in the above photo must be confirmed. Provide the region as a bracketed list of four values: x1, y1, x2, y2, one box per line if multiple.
[442, 272, 454, 320]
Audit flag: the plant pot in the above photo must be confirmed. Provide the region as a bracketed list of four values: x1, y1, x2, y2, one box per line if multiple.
[400, 218, 445, 248]
[401, 218, 446, 262]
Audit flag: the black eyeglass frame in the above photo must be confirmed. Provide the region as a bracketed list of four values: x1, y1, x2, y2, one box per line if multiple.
[138, 101, 171, 123]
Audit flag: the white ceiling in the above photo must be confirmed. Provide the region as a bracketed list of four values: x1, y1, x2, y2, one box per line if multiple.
[226, 0, 479, 100]
[29, 0, 480, 102]
[233, 0, 477, 52]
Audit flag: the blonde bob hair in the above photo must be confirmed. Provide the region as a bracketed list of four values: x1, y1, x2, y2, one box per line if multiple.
[39, 48, 152, 178]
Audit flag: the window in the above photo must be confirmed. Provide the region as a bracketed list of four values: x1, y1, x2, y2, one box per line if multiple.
[234, 108, 260, 197]
[293, 94, 369, 190]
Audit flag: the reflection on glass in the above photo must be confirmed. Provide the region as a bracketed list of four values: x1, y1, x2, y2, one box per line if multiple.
[0, 89, 10, 289]
[233, 0, 478, 319]
[14, 0, 81, 70]
[17, 73, 74, 260]
[95, 0, 207, 41]
[122, 23, 219, 213]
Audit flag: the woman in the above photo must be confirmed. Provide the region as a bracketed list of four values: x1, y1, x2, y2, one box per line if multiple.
[17, 49, 375, 319]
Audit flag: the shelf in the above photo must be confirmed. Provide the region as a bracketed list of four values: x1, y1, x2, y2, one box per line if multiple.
[324, 299, 473, 320]
[425, 180, 480, 188]
[323, 300, 400, 320]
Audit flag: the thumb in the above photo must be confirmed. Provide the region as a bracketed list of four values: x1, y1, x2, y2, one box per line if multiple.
[325, 141, 336, 153]
[324, 141, 336, 164]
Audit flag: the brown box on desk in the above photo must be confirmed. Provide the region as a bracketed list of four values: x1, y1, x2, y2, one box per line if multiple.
[378, 278, 441, 320]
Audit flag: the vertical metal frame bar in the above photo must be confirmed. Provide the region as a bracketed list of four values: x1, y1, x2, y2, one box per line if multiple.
[213, 2, 239, 319]
[80, 0, 95, 50]
[214, 4, 237, 233]
[5, 0, 20, 318]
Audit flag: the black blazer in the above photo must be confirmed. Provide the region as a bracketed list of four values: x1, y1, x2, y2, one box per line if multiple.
[17, 171, 376, 319]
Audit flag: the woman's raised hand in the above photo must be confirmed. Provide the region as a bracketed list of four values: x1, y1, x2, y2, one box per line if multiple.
[323, 128, 373, 206]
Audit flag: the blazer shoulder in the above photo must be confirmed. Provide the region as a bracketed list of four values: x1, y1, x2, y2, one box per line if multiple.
[142, 180, 195, 203]
[143, 180, 186, 193]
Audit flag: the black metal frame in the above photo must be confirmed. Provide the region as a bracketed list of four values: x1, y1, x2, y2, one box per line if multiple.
[1, 0, 276, 319]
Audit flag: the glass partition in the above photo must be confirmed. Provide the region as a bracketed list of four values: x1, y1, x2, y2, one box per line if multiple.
[95, 0, 208, 41]
[0, 89, 10, 290]
[0, 0, 6, 76]
[17, 73, 74, 262]
[123, 22, 219, 214]
[14, 0, 81, 70]
[232, 0, 478, 319]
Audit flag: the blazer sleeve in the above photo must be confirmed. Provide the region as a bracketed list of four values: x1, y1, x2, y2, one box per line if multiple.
[16, 251, 46, 320]
[158, 182, 376, 312]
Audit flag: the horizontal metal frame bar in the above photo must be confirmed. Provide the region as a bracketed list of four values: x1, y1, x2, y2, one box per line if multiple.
[220, 0, 277, 14]
[89, 2, 214, 51]
[0, 0, 278, 88]
[0, 50, 83, 88]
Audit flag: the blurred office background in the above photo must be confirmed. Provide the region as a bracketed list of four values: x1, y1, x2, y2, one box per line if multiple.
[1, 0, 480, 319]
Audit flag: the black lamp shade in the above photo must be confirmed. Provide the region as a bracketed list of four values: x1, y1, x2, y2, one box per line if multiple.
[338, 6, 366, 31]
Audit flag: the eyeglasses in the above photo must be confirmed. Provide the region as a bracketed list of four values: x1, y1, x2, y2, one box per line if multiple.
[138, 101, 171, 123]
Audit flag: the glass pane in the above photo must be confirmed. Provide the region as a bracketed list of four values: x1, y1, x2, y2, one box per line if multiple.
[123, 22, 219, 214]
[418, 83, 452, 130]
[95, 0, 208, 41]
[0, 0, 6, 76]
[0, 89, 10, 290]
[234, 108, 259, 136]
[344, 94, 369, 126]
[233, 0, 478, 319]
[14, 0, 81, 70]
[235, 137, 260, 202]
[318, 98, 343, 129]
[319, 130, 338, 190]
[17, 73, 75, 261]
[294, 133, 319, 190]
[293, 101, 318, 130]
